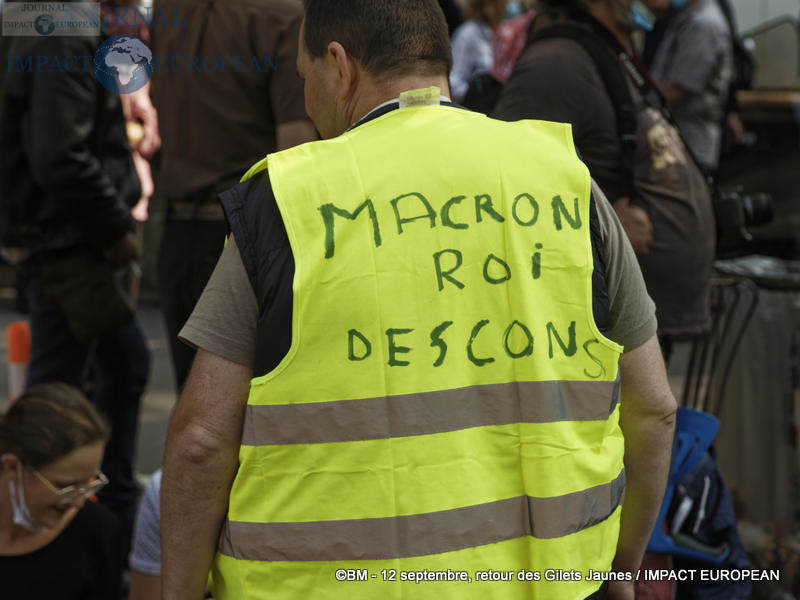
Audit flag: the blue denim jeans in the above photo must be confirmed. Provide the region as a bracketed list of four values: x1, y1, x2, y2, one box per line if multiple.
[23, 262, 150, 526]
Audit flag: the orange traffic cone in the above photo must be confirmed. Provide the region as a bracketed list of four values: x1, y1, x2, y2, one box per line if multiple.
[7, 321, 31, 404]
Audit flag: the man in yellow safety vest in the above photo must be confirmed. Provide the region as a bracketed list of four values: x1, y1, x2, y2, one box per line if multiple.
[162, 2, 677, 599]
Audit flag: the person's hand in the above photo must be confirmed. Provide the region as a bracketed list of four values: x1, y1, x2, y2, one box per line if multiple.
[614, 197, 653, 256]
[135, 101, 161, 158]
[726, 111, 746, 147]
[104, 231, 140, 268]
[131, 197, 150, 223]
[607, 578, 635, 600]
[121, 84, 161, 158]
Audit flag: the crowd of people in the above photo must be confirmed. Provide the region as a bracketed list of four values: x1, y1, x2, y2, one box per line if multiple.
[0, 0, 750, 599]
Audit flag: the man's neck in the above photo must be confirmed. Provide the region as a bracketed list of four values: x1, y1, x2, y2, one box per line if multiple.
[344, 75, 451, 131]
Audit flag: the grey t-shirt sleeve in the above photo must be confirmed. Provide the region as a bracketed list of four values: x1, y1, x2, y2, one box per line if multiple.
[593, 180, 658, 351]
[179, 235, 258, 367]
[129, 470, 163, 576]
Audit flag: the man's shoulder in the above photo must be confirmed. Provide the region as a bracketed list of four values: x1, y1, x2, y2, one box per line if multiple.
[222, 171, 278, 218]
[220, 170, 289, 252]
[511, 28, 606, 93]
[518, 31, 597, 66]
[684, 0, 729, 35]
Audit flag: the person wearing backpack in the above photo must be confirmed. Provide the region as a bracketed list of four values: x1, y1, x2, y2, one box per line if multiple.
[493, 0, 715, 361]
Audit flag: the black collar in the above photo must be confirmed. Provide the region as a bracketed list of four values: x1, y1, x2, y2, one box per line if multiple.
[349, 100, 458, 131]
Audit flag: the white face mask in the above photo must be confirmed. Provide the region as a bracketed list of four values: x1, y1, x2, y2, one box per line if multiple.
[628, 1, 656, 31]
[8, 465, 45, 533]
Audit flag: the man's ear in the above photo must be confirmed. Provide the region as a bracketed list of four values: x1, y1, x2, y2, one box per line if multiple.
[326, 41, 359, 100]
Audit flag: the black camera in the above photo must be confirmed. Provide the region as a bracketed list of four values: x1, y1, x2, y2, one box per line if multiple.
[713, 186, 773, 255]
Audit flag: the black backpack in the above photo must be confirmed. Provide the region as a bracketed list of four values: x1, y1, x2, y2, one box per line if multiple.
[526, 20, 647, 199]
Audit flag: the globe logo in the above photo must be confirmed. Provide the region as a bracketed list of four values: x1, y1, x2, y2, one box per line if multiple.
[34, 14, 56, 36]
[93, 35, 153, 95]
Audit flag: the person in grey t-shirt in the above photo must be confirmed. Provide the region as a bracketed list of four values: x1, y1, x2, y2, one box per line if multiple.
[649, 0, 734, 172]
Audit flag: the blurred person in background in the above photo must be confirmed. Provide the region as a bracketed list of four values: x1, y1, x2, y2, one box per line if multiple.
[648, 0, 734, 173]
[0, 384, 122, 600]
[495, 3, 751, 598]
[492, 1, 538, 85]
[0, 0, 150, 542]
[101, 0, 162, 223]
[149, 0, 315, 391]
[449, 0, 508, 103]
[494, 0, 716, 360]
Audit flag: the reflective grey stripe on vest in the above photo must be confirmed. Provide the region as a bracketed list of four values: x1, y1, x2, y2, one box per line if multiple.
[242, 379, 621, 446]
[219, 469, 625, 561]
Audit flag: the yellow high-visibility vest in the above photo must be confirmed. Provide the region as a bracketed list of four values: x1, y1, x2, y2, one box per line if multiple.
[212, 104, 625, 599]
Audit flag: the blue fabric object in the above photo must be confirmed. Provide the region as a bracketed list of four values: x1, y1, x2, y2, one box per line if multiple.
[648, 407, 751, 598]
[672, 450, 752, 599]
[648, 407, 729, 563]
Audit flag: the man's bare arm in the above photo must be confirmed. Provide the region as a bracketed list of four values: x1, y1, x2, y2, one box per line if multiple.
[609, 335, 677, 598]
[161, 350, 252, 600]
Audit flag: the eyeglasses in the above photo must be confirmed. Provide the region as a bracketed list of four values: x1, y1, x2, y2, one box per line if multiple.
[31, 468, 108, 504]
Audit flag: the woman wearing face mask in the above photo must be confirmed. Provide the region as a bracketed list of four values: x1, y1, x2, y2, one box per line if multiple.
[0, 383, 122, 600]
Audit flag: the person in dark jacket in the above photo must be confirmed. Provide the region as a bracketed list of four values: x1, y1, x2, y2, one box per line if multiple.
[0, 5, 150, 541]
